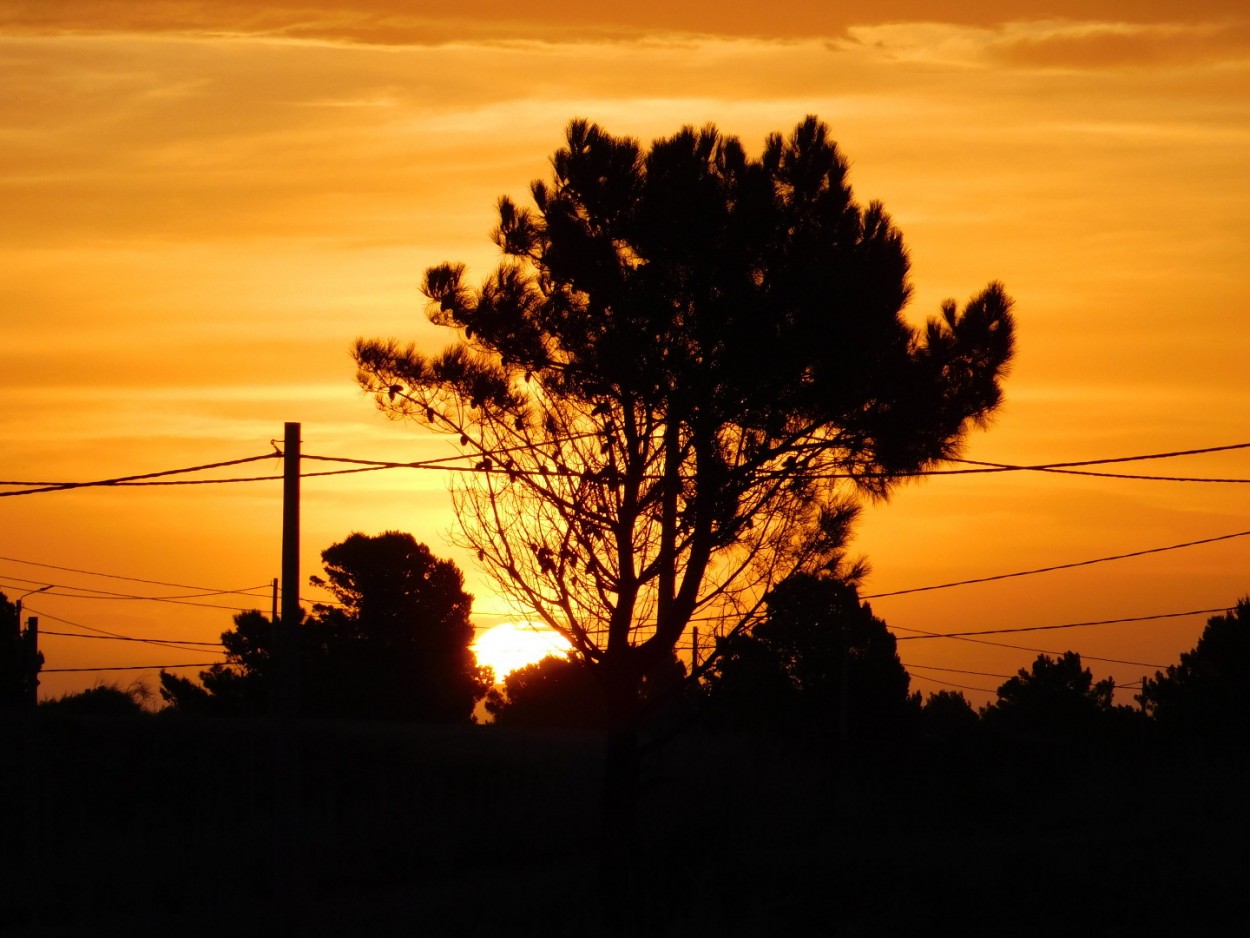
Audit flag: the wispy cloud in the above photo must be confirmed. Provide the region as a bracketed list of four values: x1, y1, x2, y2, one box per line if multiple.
[3, 0, 1242, 45]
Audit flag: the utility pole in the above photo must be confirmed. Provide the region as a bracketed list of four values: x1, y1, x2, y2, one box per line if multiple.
[278, 421, 300, 718]
[13, 585, 50, 641]
[14, 585, 50, 711]
[275, 422, 303, 933]
[270, 575, 279, 690]
[24, 616, 39, 710]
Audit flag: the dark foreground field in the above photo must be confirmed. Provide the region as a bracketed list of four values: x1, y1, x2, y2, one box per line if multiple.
[1, 715, 1246, 937]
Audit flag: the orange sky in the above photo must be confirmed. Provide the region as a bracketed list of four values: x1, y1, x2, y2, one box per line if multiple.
[3, 1, 1249, 706]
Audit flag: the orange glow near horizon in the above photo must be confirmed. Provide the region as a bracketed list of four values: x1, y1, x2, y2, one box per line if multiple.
[3, 2, 1250, 709]
[473, 622, 572, 682]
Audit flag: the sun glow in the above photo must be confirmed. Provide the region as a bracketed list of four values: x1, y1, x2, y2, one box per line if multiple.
[473, 622, 572, 680]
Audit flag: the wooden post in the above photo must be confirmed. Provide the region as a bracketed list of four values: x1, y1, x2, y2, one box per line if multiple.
[24, 615, 39, 710]
[275, 422, 303, 931]
[279, 421, 301, 717]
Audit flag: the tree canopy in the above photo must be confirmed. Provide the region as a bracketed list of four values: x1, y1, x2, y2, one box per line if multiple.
[354, 116, 1015, 737]
[161, 532, 490, 722]
[701, 573, 917, 739]
[1, 591, 23, 711]
[353, 116, 1015, 879]
[981, 651, 1121, 742]
[1139, 599, 1250, 742]
[484, 653, 605, 730]
[41, 682, 150, 717]
[1, 590, 41, 712]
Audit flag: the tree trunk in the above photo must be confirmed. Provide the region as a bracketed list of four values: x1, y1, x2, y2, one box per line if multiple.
[599, 668, 641, 923]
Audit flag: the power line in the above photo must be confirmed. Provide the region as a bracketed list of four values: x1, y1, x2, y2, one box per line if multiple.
[904, 662, 1013, 680]
[890, 624, 1168, 669]
[42, 663, 219, 673]
[5, 438, 1250, 495]
[863, 528, 1250, 599]
[0, 453, 276, 497]
[908, 672, 999, 694]
[0, 554, 272, 596]
[908, 670, 1144, 697]
[303, 441, 1250, 483]
[23, 606, 223, 655]
[39, 629, 224, 649]
[893, 606, 1224, 641]
[954, 440, 1250, 470]
[949, 465, 1250, 483]
[0, 576, 269, 612]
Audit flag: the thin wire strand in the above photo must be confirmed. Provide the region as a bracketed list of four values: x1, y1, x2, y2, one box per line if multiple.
[0, 453, 276, 497]
[23, 606, 224, 655]
[42, 663, 219, 673]
[39, 629, 224, 649]
[954, 440, 1250, 470]
[893, 606, 1224, 641]
[890, 624, 1169, 669]
[863, 529, 1250, 599]
[908, 672, 999, 694]
[0, 554, 273, 596]
[5, 439, 1250, 493]
[903, 662, 1013, 680]
[0, 577, 271, 610]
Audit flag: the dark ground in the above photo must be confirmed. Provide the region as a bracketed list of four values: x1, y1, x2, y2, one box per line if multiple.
[1, 714, 1246, 936]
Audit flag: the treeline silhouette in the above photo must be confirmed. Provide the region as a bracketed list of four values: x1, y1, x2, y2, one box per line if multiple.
[12, 547, 1248, 752]
[4, 563, 1248, 936]
[153, 531, 490, 722]
[490, 578, 1250, 755]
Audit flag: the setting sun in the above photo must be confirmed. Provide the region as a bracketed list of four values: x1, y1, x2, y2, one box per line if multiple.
[473, 622, 572, 680]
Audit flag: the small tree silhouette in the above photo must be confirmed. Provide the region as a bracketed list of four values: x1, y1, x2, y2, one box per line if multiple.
[1139, 599, 1250, 743]
[982, 651, 1117, 742]
[918, 689, 979, 741]
[41, 681, 151, 717]
[161, 533, 490, 721]
[702, 574, 917, 739]
[486, 653, 605, 730]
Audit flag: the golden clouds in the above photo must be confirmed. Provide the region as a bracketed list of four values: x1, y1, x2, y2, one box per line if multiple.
[2, 1, 1243, 45]
[995, 21, 1250, 69]
[3, 2, 1249, 701]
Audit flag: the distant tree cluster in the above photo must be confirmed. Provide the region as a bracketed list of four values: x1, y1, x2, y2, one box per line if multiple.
[699, 573, 917, 740]
[160, 532, 491, 723]
[1, 591, 22, 711]
[964, 603, 1249, 748]
[485, 654, 604, 730]
[40, 681, 151, 717]
[978, 650, 1139, 745]
[1, 590, 41, 712]
[478, 581, 1250, 751]
[23, 564, 1250, 758]
[1139, 599, 1250, 741]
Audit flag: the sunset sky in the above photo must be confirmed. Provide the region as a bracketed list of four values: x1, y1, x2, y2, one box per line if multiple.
[3, 1, 1249, 706]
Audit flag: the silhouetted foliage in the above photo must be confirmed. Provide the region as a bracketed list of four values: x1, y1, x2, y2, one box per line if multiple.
[162, 533, 491, 722]
[40, 681, 150, 717]
[0, 592, 20, 711]
[159, 612, 275, 717]
[157, 669, 218, 714]
[981, 651, 1124, 743]
[0, 590, 40, 712]
[1139, 599, 1250, 744]
[486, 654, 605, 730]
[308, 531, 490, 721]
[354, 115, 1014, 876]
[918, 689, 980, 741]
[701, 574, 917, 739]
